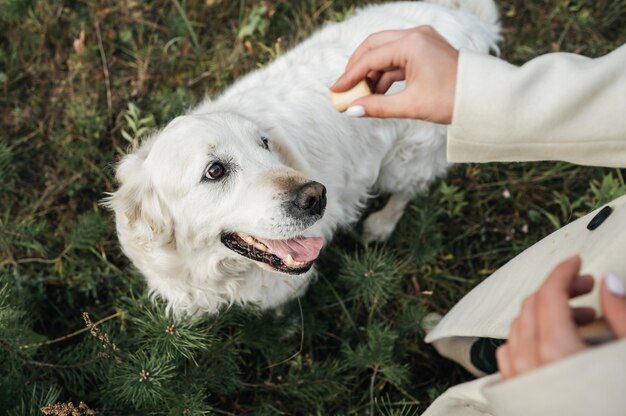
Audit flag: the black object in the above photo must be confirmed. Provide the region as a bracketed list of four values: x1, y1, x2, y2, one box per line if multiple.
[290, 181, 327, 216]
[587, 205, 613, 230]
[470, 337, 506, 375]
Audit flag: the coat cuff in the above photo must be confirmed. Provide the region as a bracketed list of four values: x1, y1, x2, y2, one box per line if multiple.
[482, 339, 626, 416]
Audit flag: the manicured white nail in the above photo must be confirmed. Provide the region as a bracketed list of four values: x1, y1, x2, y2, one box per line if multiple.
[345, 105, 365, 117]
[606, 272, 626, 297]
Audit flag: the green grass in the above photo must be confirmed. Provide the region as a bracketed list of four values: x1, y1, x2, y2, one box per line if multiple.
[1, 0, 625, 414]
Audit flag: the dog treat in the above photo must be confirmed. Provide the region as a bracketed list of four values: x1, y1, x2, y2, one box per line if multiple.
[577, 318, 613, 345]
[329, 79, 373, 112]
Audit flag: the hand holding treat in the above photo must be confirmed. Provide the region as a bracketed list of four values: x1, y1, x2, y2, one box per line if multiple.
[331, 25, 459, 123]
[496, 256, 626, 379]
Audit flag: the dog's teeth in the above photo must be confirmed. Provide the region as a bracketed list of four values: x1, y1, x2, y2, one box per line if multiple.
[284, 254, 305, 268]
[244, 236, 255, 245]
[254, 243, 267, 252]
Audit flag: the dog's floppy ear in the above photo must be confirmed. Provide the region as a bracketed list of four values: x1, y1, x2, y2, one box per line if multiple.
[104, 138, 174, 249]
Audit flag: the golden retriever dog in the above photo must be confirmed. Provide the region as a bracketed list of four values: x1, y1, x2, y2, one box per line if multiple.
[106, 0, 500, 316]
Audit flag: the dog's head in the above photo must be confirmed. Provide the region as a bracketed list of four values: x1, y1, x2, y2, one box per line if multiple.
[106, 113, 326, 316]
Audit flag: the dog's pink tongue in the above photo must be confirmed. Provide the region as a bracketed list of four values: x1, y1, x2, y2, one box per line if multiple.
[258, 237, 324, 262]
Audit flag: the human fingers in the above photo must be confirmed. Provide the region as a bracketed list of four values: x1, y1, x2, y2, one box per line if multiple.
[373, 68, 406, 94]
[332, 42, 404, 93]
[343, 25, 451, 85]
[496, 344, 513, 379]
[572, 307, 596, 325]
[344, 29, 411, 73]
[569, 274, 594, 297]
[331, 30, 408, 92]
[337, 26, 457, 122]
[366, 70, 382, 85]
[535, 256, 588, 363]
[569, 275, 596, 324]
[346, 89, 417, 119]
[346, 84, 452, 122]
[505, 295, 541, 377]
[600, 272, 626, 338]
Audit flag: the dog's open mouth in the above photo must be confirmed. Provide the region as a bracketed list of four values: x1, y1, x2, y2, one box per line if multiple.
[221, 232, 324, 275]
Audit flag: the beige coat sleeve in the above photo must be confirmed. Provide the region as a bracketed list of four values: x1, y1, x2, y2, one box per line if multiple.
[482, 339, 626, 416]
[422, 339, 626, 416]
[447, 44, 626, 168]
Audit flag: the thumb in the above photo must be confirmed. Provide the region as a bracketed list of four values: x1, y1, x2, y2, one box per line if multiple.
[601, 272, 626, 338]
[349, 91, 414, 119]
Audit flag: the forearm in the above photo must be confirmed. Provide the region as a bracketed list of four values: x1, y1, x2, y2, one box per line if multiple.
[447, 44, 626, 168]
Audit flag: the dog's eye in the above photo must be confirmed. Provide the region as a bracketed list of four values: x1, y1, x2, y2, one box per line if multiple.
[261, 136, 270, 151]
[204, 162, 226, 180]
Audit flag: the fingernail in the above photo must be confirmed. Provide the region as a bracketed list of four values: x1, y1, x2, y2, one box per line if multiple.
[606, 272, 626, 297]
[345, 105, 365, 117]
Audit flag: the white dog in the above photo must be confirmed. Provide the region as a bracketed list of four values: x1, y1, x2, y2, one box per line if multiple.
[106, 0, 500, 317]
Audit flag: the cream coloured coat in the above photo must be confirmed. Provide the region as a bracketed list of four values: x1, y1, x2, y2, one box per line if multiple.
[423, 44, 626, 415]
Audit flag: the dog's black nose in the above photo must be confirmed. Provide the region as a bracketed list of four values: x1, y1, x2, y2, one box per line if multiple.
[292, 181, 326, 216]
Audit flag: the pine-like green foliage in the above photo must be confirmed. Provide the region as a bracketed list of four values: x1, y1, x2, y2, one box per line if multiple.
[1, 0, 625, 414]
[0, 141, 13, 187]
[0, 281, 58, 414]
[7, 385, 63, 416]
[106, 350, 177, 410]
[0, 0, 36, 23]
[343, 323, 410, 387]
[339, 245, 404, 310]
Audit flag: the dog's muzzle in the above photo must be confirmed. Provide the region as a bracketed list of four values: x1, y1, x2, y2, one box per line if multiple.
[220, 180, 327, 275]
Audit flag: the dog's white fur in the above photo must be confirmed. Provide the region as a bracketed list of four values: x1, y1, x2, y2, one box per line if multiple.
[106, 0, 500, 317]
